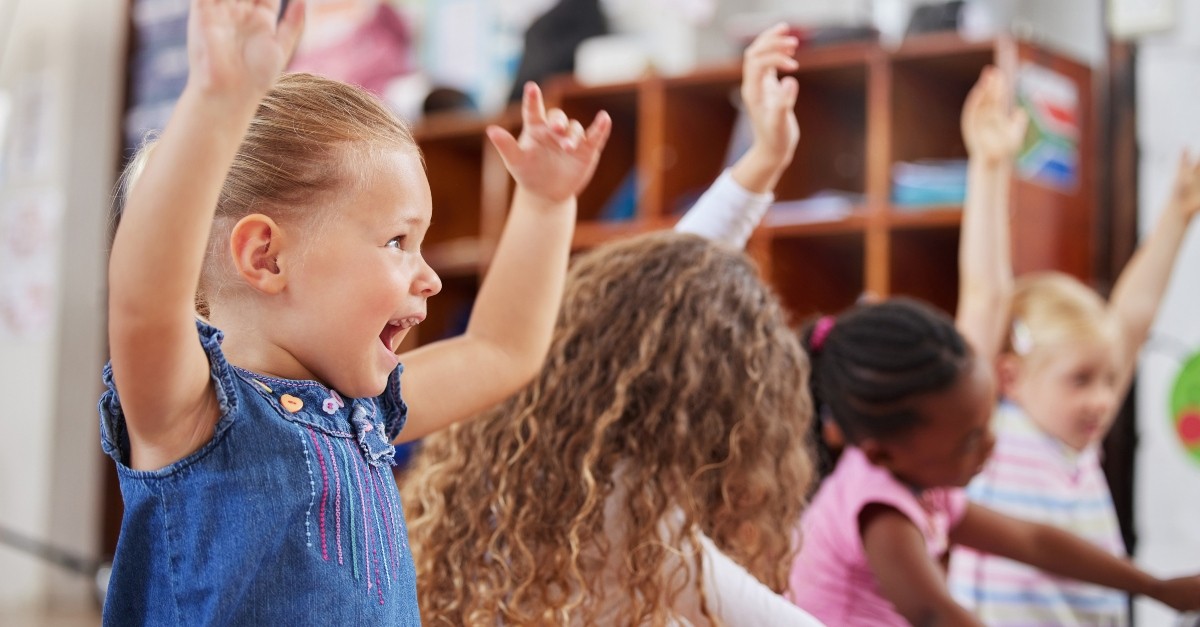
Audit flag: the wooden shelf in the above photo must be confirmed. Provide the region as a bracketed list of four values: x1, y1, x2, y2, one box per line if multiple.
[425, 237, 489, 278]
[412, 34, 1094, 340]
[886, 206, 962, 230]
[768, 231, 866, 322]
[571, 219, 664, 251]
[764, 209, 870, 237]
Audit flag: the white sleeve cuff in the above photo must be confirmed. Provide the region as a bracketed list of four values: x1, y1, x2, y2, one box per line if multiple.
[674, 169, 774, 250]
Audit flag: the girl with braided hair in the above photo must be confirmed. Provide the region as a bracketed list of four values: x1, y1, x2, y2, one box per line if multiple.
[784, 69, 1200, 626]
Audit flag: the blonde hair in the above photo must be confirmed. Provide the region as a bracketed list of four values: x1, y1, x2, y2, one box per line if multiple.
[1005, 272, 1117, 366]
[403, 231, 815, 626]
[119, 73, 418, 315]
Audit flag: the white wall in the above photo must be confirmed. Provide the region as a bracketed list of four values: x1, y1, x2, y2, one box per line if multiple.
[0, 0, 124, 614]
[1135, 3, 1200, 624]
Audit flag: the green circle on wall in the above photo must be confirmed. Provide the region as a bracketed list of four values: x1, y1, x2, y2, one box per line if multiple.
[1170, 351, 1200, 465]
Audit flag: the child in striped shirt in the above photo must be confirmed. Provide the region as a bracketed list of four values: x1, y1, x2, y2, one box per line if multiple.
[947, 64, 1200, 625]
[786, 67, 1200, 627]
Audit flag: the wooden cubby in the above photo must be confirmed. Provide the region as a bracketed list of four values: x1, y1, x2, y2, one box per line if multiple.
[409, 32, 1095, 337]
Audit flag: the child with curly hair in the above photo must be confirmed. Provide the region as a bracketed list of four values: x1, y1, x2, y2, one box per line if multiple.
[402, 24, 823, 626]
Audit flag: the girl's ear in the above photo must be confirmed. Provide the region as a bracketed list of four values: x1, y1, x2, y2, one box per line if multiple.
[229, 214, 289, 295]
[996, 353, 1023, 397]
[859, 438, 891, 468]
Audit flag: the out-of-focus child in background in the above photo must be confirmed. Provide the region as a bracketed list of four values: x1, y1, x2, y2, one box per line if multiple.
[948, 65, 1200, 626]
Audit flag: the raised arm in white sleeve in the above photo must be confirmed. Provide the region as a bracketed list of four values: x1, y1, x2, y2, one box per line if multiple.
[674, 169, 774, 250]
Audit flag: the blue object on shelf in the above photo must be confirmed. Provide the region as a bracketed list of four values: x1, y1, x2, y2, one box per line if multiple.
[890, 159, 968, 208]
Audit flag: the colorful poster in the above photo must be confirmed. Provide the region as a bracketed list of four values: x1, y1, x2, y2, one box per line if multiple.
[1170, 351, 1200, 466]
[1015, 62, 1080, 192]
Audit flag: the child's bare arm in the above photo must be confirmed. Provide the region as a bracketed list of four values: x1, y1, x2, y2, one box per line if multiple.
[396, 83, 610, 442]
[675, 23, 800, 248]
[956, 67, 1026, 363]
[861, 504, 985, 626]
[107, 0, 304, 470]
[1108, 152, 1200, 398]
[951, 503, 1200, 612]
[730, 22, 800, 194]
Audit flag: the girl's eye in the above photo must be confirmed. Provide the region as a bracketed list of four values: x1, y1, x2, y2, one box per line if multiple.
[386, 235, 406, 249]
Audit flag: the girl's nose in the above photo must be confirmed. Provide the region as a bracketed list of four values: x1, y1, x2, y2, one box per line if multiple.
[414, 257, 442, 297]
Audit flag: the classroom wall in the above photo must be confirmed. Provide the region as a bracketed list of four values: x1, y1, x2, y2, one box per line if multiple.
[0, 0, 124, 613]
[1134, 2, 1200, 624]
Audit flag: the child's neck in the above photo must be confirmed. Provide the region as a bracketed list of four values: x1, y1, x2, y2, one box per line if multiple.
[208, 310, 317, 383]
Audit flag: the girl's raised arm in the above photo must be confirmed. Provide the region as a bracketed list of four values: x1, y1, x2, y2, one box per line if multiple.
[676, 23, 800, 249]
[395, 83, 610, 442]
[107, 0, 304, 470]
[1107, 152, 1200, 400]
[956, 67, 1026, 364]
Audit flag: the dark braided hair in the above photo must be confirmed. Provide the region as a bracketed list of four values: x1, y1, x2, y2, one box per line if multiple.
[800, 298, 971, 477]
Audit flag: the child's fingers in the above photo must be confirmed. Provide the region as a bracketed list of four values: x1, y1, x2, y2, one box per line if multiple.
[1007, 108, 1028, 142]
[562, 119, 585, 150]
[583, 110, 612, 152]
[779, 75, 800, 109]
[546, 108, 569, 133]
[276, 0, 306, 61]
[521, 82, 548, 128]
[485, 125, 522, 167]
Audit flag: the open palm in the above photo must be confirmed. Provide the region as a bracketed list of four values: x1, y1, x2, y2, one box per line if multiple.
[187, 0, 305, 96]
[487, 82, 612, 204]
[962, 67, 1028, 165]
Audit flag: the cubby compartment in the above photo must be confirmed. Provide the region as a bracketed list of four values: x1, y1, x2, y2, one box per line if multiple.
[887, 223, 960, 315]
[767, 232, 866, 322]
[544, 79, 641, 224]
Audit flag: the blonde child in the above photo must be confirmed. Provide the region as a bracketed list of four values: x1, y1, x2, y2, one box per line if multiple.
[947, 67, 1200, 624]
[100, 0, 609, 623]
[403, 25, 825, 626]
[785, 69, 1200, 626]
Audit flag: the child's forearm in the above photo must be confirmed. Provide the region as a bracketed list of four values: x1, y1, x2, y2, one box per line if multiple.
[956, 158, 1014, 361]
[1109, 199, 1190, 365]
[730, 145, 791, 195]
[109, 86, 259, 320]
[465, 187, 576, 376]
[1021, 523, 1158, 597]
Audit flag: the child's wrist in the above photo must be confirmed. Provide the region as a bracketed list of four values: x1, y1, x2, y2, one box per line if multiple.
[734, 146, 791, 194]
[181, 80, 265, 120]
[513, 186, 578, 215]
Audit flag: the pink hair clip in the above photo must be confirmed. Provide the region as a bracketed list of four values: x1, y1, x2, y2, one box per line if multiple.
[811, 315, 836, 352]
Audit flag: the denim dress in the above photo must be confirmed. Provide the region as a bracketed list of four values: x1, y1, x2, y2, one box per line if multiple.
[99, 321, 421, 625]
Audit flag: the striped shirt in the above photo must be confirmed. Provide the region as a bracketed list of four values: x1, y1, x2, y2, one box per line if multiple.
[949, 401, 1128, 626]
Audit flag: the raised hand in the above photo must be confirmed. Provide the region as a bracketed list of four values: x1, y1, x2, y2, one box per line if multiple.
[486, 82, 612, 205]
[962, 66, 1028, 166]
[187, 0, 306, 98]
[1168, 150, 1200, 222]
[741, 23, 801, 166]
[1150, 575, 1200, 612]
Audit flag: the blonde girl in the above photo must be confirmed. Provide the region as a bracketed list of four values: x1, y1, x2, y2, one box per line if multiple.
[948, 63, 1200, 625]
[100, 0, 609, 623]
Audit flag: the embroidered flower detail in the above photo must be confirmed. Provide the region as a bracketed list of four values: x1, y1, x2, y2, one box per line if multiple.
[350, 405, 395, 468]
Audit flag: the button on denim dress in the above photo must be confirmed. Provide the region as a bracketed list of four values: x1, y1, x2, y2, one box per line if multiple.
[99, 321, 421, 625]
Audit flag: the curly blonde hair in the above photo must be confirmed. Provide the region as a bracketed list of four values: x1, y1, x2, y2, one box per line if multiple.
[403, 231, 815, 626]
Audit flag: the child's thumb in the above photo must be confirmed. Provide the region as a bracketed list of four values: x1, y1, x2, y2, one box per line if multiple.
[486, 126, 521, 168]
